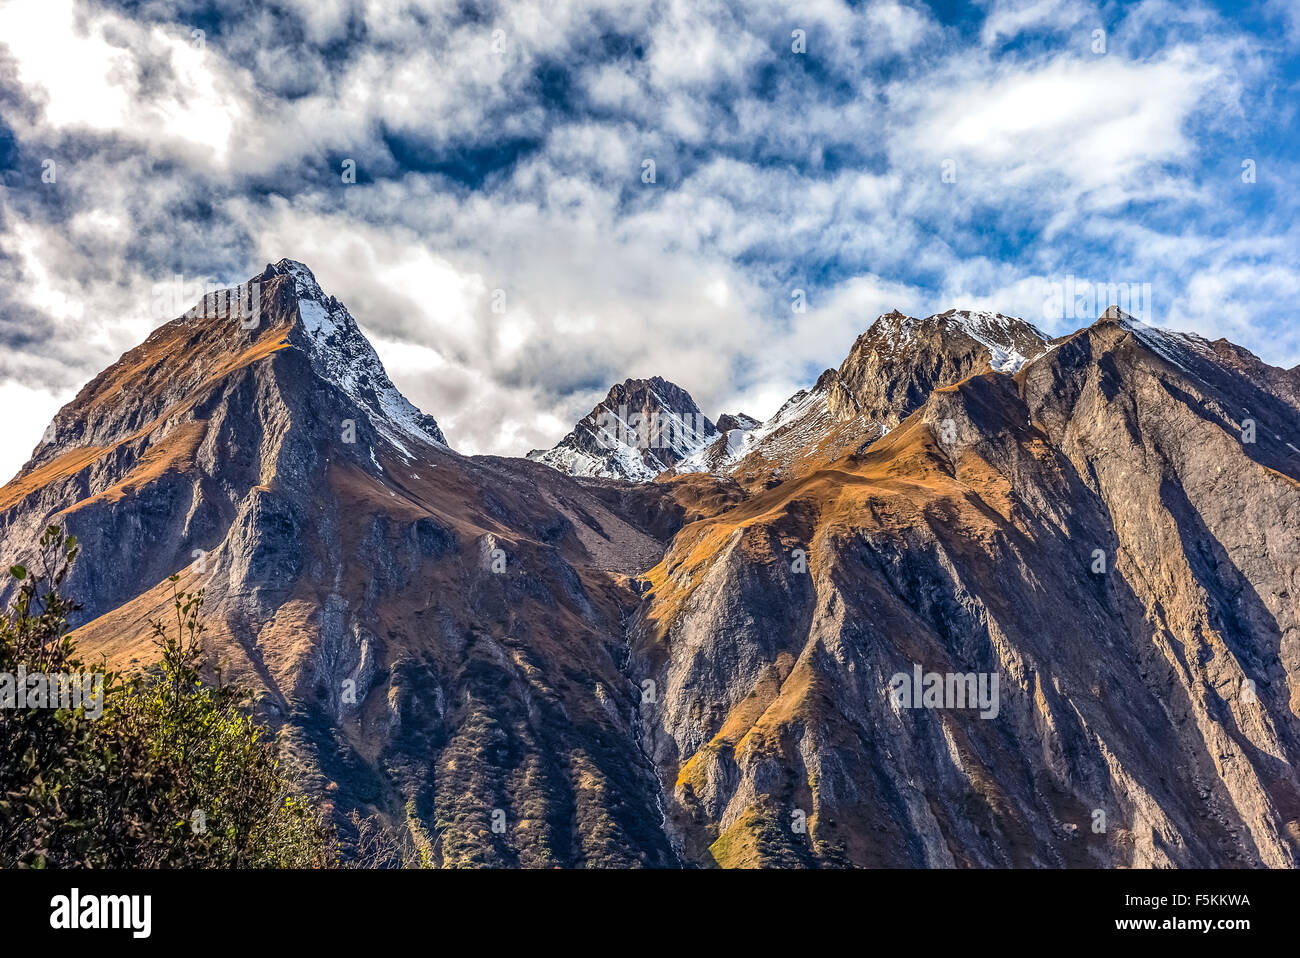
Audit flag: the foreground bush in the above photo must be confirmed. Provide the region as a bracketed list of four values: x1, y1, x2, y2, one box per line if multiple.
[0, 526, 335, 868]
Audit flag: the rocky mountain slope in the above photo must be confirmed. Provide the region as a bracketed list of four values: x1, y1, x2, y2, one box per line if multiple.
[3, 267, 1298, 869]
[0, 261, 686, 866]
[674, 413, 762, 475]
[631, 307, 1300, 867]
[720, 309, 1054, 486]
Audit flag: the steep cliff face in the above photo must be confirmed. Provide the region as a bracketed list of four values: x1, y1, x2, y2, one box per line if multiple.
[3, 267, 1297, 869]
[629, 309, 1300, 868]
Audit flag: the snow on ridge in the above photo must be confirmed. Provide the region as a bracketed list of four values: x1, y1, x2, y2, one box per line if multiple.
[936, 309, 1051, 374]
[528, 378, 723, 481]
[532, 410, 718, 481]
[297, 298, 340, 338]
[261, 262, 449, 456]
[530, 433, 662, 482]
[862, 309, 1048, 373]
[1109, 310, 1216, 375]
[292, 295, 448, 455]
[274, 258, 326, 302]
[1106, 308, 1216, 358]
[675, 419, 759, 474]
[697, 377, 836, 476]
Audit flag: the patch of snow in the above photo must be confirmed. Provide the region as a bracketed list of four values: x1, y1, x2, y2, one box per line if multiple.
[531, 388, 722, 481]
[279, 261, 448, 457]
[296, 299, 338, 339]
[719, 382, 840, 475]
[941, 309, 1050, 374]
[674, 421, 756, 474]
[1114, 314, 1196, 374]
[531, 439, 658, 482]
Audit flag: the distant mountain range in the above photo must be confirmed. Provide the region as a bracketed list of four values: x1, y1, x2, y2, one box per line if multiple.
[3, 259, 1299, 867]
[529, 307, 1055, 484]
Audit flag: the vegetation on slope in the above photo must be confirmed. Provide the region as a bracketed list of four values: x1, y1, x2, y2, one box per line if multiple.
[0, 526, 335, 868]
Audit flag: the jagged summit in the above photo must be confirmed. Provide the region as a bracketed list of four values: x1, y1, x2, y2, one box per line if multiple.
[263, 258, 326, 301]
[260, 261, 449, 453]
[714, 412, 759, 433]
[17, 258, 448, 514]
[858, 308, 1052, 374]
[175, 259, 448, 454]
[528, 375, 718, 481]
[824, 307, 1051, 428]
[0, 262, 690, 869]
[714, 307, 1055, 483]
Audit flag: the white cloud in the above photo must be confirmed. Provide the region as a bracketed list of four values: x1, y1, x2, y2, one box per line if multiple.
[0, 0, 248, 166]
[903, 50, 1215, 199]
[0, 382, 64, 485]
[979, 0, 1090, 46]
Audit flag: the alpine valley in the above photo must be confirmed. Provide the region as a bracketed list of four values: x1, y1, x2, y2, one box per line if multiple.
[3, 259, 1299, 868]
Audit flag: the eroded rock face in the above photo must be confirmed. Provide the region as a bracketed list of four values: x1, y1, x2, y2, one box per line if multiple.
[4, 270, 1298, 870]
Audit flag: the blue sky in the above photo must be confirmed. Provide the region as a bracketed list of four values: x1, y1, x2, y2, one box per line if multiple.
[0, 0, 1297, 478]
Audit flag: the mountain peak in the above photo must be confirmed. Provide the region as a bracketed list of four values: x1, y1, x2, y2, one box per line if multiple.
[262, 258, 326, 303]
[860, 308, 1050, 371]
[528, 376, 718, 481]
[254, 262, 450, 453]
[1096, 304, 1133, 323]
[6, 274, 1300, 871]
[715, 412, 760, 433]
[824, 307, 1052, 427]
[28, 259, 448, 482]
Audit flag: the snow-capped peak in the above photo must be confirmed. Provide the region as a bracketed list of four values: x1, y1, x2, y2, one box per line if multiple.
[935, 309, 1052, 374]
[855, 309, 1051, 375]
[1102, 306, 1214, 375]
[269, 258, 327, 303]
[528, 376, 719, 481]
[264, 260, 450, 455]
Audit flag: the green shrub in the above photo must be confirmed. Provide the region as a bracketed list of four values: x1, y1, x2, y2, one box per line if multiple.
[0, 526, 335, 868]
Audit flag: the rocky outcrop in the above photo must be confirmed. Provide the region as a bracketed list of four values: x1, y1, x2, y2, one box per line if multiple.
[826, 308, 1051, 425]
